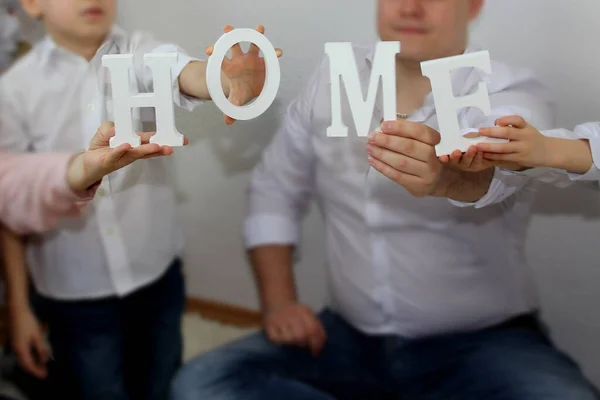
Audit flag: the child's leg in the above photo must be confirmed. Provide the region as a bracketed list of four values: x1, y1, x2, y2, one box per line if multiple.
[42, 295, 127, 400]
[123, 258, 185, 400]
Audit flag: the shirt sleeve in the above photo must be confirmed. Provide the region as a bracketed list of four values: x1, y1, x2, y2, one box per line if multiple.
[545, 123, 600, 183]
[0, 152, 98, 234]
[243, 62, 322, 250]
[449, 66, 556, 208]
[126, 30, 205, 112]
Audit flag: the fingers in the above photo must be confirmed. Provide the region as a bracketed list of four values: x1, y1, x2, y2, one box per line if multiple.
[438, 154, 450, 164]
[33, 334, 49, 366]
[473, 148, 485, 167]
[482, 152, 518, 162]
[263, 306, 326, 356]
[98, 121, 115, 134]
[15, 338, 47, 379]
[122, 143, 166, 161]
[266, 323, 283, 343]
[495, 115, 527, 128]
[379, 120, 441, 146]
[369, 130, 432, 162]
[367, 144, 428, 177]
[476, 141, 519, 154]
[222, 25, 244, 57]
[302, 316, 326, 357]
[368, 154, 423, 190]
[478, 126, 521, 141]
[249, 25, 264, 54]
[205, 45, 214, 56]
[225, 114, 236, 125]
[89, 122, 116, 151]
[452, 146, 477, 169]
[103, 143, 134, 166]
[268, 322, 298, 345]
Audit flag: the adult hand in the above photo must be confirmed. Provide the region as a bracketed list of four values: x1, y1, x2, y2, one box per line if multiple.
[263, 302, 327, 357]
[367, 120, 445, 197]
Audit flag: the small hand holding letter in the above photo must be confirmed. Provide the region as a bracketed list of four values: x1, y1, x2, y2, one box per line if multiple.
[205, 25, 283, 125]
[476, 115, 550, 168]
[67, 121, 188, 192]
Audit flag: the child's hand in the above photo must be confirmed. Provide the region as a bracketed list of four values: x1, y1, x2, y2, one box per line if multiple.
[205, 25, 283, 125]
[10, 307, 49, 379]
[439, 145, 496, 173]
[67, 122, 188, 193]
[476, 115, 551, 168]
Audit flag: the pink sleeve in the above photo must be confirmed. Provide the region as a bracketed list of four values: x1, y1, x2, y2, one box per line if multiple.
[0, 151, 98, 234]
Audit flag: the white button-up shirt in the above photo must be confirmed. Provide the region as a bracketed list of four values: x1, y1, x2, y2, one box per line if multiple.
[245, 43, 555, 338]
[0, 8, 20, 73]
[0, 26, 203, 299]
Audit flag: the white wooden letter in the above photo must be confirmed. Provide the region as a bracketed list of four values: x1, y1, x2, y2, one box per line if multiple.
[102, 53, 183, 148]
[206, 28, 281, 121]
[325, 42, 400, 137]
[420, 51, 492, 156]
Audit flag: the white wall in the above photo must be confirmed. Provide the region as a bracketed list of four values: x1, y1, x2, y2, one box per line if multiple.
[117, 0, 600, 385]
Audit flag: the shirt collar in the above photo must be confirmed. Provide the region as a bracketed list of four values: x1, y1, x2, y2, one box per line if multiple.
[38, 24, 127, 68]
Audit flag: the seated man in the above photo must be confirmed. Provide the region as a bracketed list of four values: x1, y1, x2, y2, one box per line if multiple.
[172, 0, 599, 398]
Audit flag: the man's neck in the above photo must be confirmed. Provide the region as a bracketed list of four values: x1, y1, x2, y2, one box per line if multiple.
[394, 57, 432, 116]
[47, 30, 105, 62]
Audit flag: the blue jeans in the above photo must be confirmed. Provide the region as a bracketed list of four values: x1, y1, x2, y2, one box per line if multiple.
[36, 258, 185, 400]
[172, 309, 599, 400]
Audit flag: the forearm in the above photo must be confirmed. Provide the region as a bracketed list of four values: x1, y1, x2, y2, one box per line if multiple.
[1, 227, 30, 316]
[248, 245, 298, 312]
[177, 61, 230, 100]
[434, 167, 495, 203]
[546, 137, 593, 174]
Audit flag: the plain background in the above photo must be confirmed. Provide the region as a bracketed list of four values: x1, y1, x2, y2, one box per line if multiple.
[113, 0, 596, 386]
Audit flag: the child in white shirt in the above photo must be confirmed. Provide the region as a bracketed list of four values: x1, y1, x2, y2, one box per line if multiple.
[0, 0, 280, 398]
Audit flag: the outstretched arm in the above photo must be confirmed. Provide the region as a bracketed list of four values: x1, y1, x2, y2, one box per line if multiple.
[0, 122, 179, 234]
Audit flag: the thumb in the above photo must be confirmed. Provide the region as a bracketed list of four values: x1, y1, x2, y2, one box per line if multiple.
[89, 121, 115, 150]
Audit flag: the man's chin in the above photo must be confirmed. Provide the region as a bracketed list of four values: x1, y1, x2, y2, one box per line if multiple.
[395, 52, 431, 66]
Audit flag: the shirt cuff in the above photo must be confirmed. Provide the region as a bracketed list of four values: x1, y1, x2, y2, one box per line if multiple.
[448, 167, 505, 209]
[244, 214, 300, 249]
[565, 123, 600, 182]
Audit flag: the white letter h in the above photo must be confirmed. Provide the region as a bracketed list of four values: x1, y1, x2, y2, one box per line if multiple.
[102, 53, 184, 148]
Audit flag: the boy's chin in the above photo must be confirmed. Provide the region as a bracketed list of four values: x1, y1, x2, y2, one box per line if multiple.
[79, 25, 112, 41]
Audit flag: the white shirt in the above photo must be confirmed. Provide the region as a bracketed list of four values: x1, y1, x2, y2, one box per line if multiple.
[0, 9, 20, 73]
[245, 43, 555, 338]
[0, 26, 204, 300]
